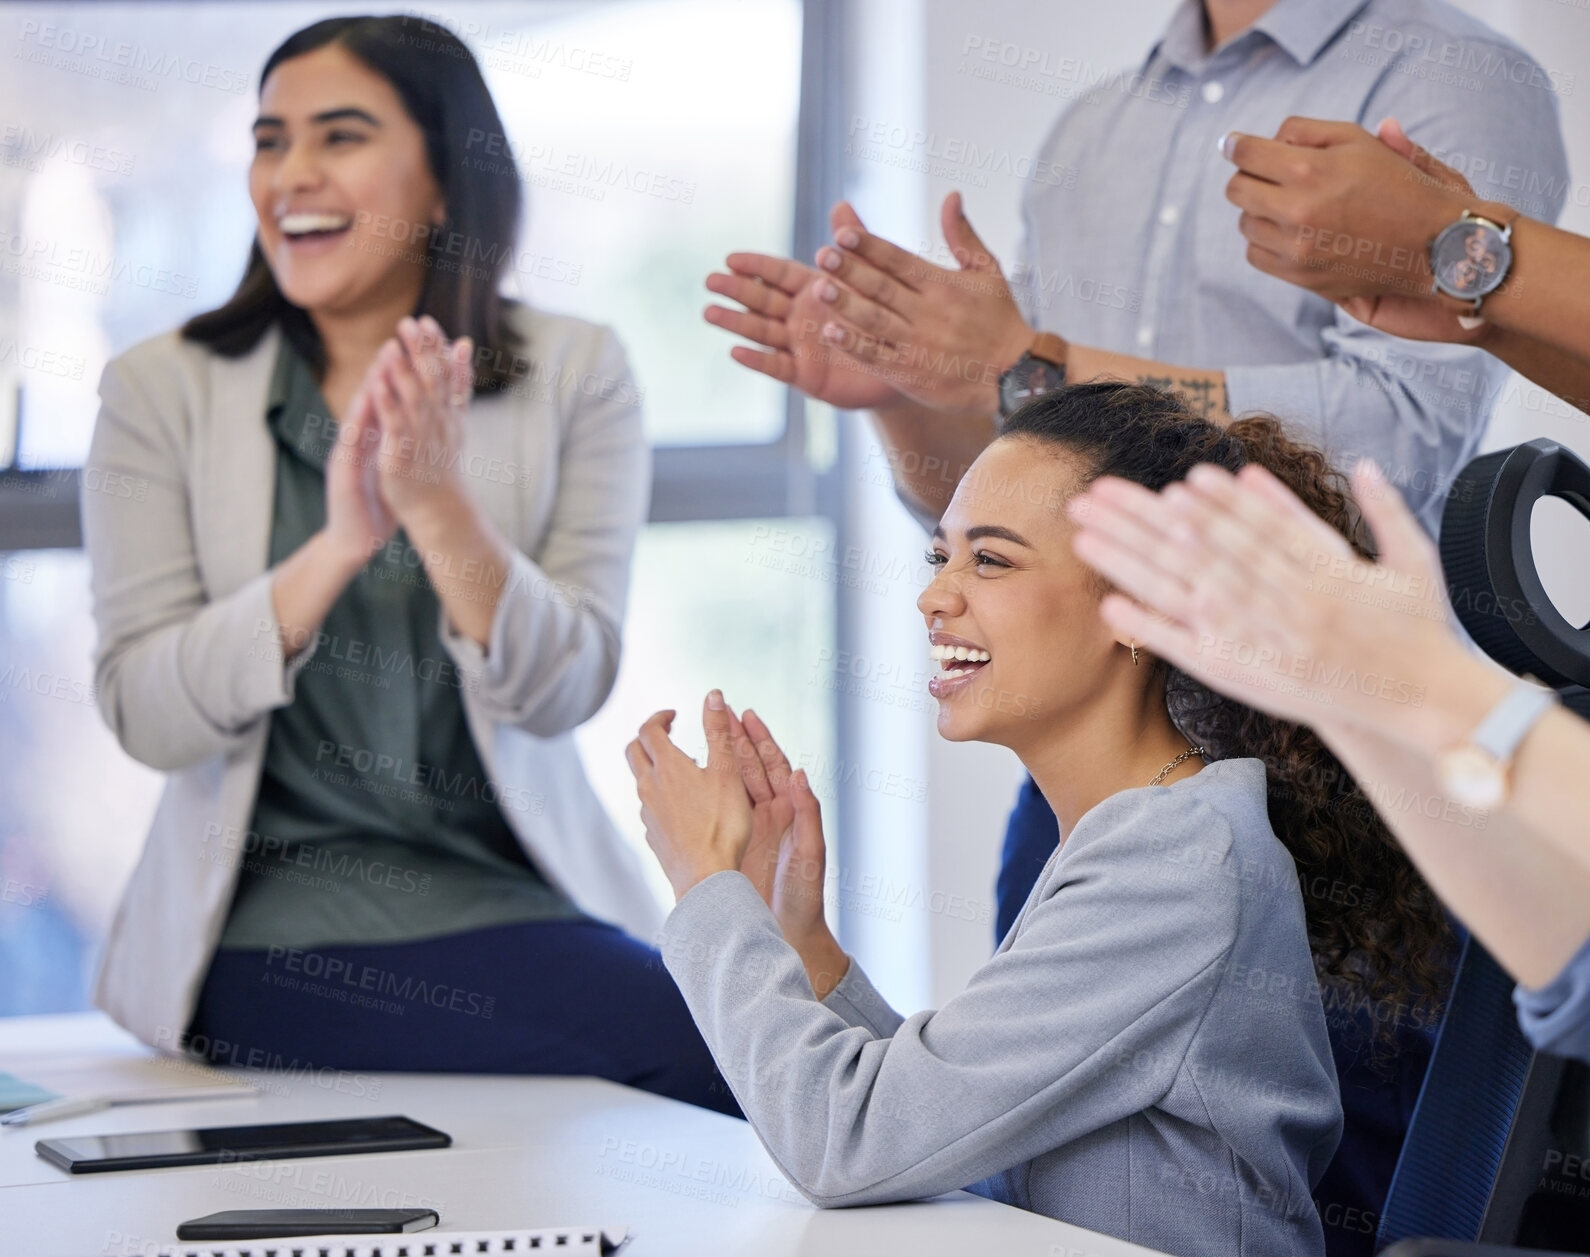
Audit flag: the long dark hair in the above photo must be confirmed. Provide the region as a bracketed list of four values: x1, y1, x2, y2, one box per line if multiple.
[1004, 381, 1452, 1033]
[181, 15, 526, 393]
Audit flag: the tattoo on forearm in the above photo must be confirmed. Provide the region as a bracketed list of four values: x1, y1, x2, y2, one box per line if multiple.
[1177, 377, 1217, 418]
[1139, 373, 1225, 419]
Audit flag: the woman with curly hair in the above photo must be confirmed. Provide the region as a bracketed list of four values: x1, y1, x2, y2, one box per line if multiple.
[623, 381, 1453, 1257]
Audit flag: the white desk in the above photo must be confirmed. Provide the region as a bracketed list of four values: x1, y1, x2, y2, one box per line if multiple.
[0, 1013, 1168, 1257]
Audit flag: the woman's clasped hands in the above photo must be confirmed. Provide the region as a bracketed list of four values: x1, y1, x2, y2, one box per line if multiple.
[324, 313, 476, 562]
[626, 691, 850, 998]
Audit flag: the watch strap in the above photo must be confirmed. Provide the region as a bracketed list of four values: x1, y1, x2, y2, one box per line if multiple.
[1467, 201, 1519, 237]
[1028, 331, 1067, 367]
[1469, 680, 1556, 762]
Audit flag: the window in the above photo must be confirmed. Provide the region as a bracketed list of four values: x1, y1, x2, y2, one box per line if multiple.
[0, 0, 834, 1013]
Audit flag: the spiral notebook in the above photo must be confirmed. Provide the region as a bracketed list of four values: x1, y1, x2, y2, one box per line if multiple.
[121, 1227, 630, 1257]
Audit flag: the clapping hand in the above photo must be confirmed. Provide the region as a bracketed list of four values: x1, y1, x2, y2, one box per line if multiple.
[804, 192, 1033, 415]
[366, 314, 476, 521]
[704, 203, 903, 412]
[728, 707, 832, 949]
[1335, 120, 1498, 344]
[324, 371, 399, 563]
[626, 692, 756, 902]
[322, 314, 475, 565]
[1067, 458, 1458, 735]
[626, 692, 850, 996]
[1225, 116, 1493, 345]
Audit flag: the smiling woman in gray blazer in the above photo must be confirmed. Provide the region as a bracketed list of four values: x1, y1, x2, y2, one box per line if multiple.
[80, 15, 733, 1113]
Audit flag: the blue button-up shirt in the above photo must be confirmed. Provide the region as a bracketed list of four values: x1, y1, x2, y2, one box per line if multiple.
[1517, 933, 1590, 1064]
[1009, 0, 1569, 533]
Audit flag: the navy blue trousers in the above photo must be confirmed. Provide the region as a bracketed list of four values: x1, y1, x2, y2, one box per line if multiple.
[998, 774, 1435, 1257]
[187, 918, 741, 1118]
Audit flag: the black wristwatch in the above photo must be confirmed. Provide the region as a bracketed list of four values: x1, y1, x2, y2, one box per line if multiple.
[1429, 203, 1517, 314]
[997, 332, 1068, 422]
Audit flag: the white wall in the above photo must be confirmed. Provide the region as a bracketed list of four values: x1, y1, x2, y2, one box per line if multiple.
[1447, 0, 1590, 627]
[843, 0, 1590, 1008]
[833, 0, 935, 1010]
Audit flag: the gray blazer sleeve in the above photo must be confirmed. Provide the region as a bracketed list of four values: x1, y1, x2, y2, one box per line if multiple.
[82, 347, 311, 771]
[660, 793, 1241, 1208]
[436, 325, 649, 736]
[822, 962, 906, 1038]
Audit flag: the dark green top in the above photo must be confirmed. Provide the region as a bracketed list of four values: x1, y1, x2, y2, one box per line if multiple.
[218, 339, 581, 950]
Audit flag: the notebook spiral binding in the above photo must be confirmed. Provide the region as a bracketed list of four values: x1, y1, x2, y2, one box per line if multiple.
[125, 1226, 631, 1257]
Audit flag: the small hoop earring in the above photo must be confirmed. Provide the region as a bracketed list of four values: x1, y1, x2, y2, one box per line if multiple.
[1130, 642, 1140, 666]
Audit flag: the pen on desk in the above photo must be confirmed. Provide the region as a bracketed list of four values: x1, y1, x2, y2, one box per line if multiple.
[1, 1096, 113, 1128]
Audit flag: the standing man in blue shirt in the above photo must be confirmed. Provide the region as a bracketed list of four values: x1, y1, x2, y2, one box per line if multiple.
[703, 1, 1569, 1252]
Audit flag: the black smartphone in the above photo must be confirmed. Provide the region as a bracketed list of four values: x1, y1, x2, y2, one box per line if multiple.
[35, 1114, 450, 1174]
[177, 1208, 440, 1240]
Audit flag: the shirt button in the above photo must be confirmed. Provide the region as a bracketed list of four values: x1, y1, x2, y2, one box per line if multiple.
[1201, 80, 1225, 103]
[1159, 205, 1180, 227]
[1136, 326, 1154, 349]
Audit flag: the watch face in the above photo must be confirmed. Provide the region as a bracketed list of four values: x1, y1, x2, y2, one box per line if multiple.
[1436, 745, 1506, 810]
[998, 355, 1066, 419]
[1430, 219, 1511, 301]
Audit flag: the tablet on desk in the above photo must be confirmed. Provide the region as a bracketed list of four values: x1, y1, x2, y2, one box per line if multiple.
[35, 1114, 450, 1174]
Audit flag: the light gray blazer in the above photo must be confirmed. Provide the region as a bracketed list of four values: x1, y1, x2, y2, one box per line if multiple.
[82, 303, 664, 1049]
[662, 758, 1343, 1257]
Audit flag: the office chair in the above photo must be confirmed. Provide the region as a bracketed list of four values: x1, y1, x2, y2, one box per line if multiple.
[1374, 443, 1590, 1255]
[1375, 935, 1536, 1250]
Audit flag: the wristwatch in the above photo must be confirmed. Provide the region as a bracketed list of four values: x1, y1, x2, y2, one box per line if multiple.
[1434, 678, 1556, 809]
[997, 332, 1068, 422]
[1429, 203, 1517, 314]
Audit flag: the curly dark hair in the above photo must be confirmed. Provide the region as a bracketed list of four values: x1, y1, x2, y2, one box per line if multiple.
[1002, 381, 1453, 1037]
